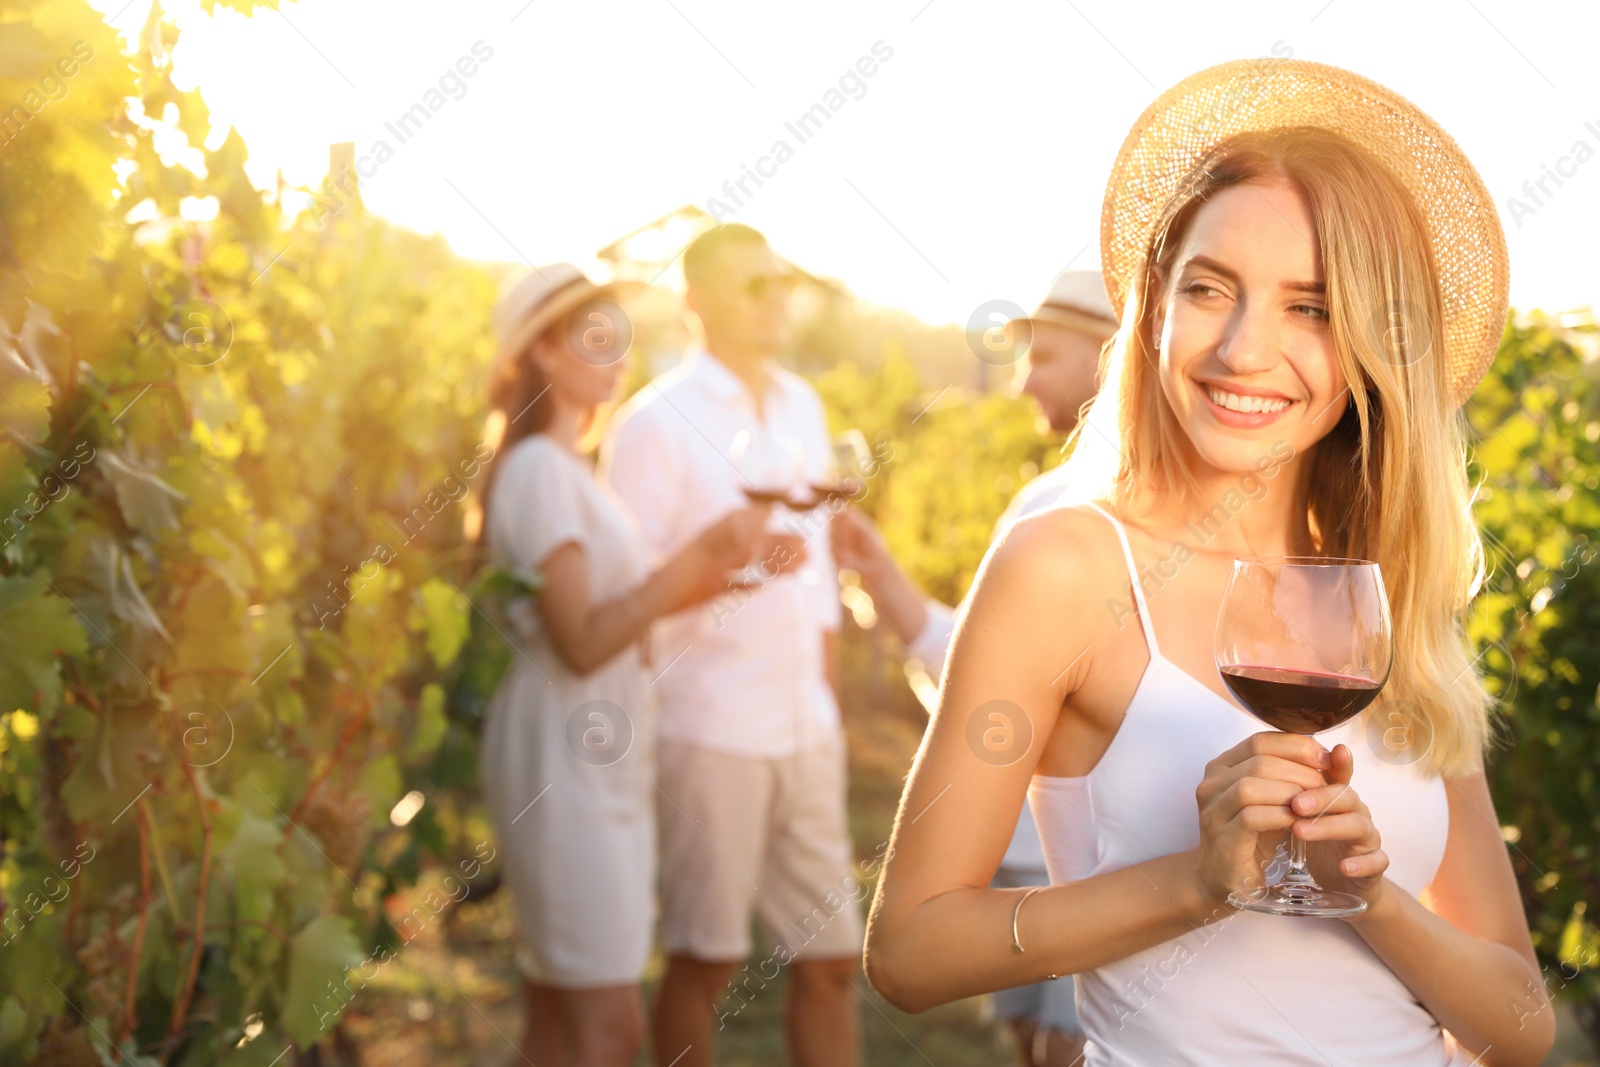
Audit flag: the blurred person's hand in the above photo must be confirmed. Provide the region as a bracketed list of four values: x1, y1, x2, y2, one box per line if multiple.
[831, 505, 893, 578]
[692, 503, 769, 566]
[831, 506, 932, 641]
[753, 531, 808, 580]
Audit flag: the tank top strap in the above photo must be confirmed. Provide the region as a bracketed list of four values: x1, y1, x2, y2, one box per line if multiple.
[1081, 501, 1161, 657]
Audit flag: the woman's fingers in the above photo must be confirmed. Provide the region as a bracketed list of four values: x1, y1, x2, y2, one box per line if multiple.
[1197, 752, 1328, 806]
[1327, 742, 1355, 786]
[1338, 847, 1389, 881]
[1225, 776, 1302, 812]
[1220, 731, 1334, 774]
[1240, 754, 1330, 791]
[1235, 803, 1298, 834]
[1292, 811, 1375, 844]
[1202, 777, 1300, 836]
[1291, 781, 1365, 817]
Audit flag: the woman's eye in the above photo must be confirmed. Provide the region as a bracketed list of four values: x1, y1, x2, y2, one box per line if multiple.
[1292, 303, 1330, 321]
[1183, 282, 1221, 298]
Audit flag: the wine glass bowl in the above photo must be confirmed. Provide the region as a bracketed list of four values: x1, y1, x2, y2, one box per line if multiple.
[732, 430, 807, 508]
[1214, 556, 1394, 918]
[808, 429, 874, 506]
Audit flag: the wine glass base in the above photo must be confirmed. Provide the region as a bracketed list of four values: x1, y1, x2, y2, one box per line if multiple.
[1227, 883, 1368, 918]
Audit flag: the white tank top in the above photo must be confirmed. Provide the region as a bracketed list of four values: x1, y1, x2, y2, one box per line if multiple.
[1027, 503, 1471, 1066]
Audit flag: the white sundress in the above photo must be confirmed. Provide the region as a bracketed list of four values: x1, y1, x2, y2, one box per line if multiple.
[479, 434, 657, 987]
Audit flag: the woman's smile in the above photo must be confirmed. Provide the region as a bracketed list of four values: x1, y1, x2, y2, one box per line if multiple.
[1197, 378, 1298, 427]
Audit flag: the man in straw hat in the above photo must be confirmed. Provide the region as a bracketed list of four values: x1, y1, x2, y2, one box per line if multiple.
[832, 270, 1116, 1067]
[600, 223, 863, 1067]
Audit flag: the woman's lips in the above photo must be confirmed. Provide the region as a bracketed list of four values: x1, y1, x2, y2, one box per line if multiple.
[1197, 380, 1296, 428]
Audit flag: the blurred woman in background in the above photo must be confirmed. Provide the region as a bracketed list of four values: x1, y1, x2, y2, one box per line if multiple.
[470, 264, 785, 1067]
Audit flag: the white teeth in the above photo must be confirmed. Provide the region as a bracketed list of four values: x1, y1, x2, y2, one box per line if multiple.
[1206, 385, 1290, 415]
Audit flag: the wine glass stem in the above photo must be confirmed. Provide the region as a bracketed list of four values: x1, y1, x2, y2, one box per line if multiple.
[1287, 834, 1314, 884]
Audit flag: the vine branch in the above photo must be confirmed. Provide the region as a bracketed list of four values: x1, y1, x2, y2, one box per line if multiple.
[166, 761, 212, 1042]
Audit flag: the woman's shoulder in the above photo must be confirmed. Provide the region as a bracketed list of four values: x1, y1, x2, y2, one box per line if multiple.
[500, 434, 585, 473]
[978, 500, 1130, 602]
[994, 499, 1126, 562]
[494, 435, 595, 498]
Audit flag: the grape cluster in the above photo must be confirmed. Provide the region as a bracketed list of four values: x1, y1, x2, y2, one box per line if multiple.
[73, 924, 125, 1023]
[299, 786, 373, 874]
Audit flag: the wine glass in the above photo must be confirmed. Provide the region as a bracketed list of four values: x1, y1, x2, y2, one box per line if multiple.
[727, 430, 805, 586]
[819, 429, 873, 505]
[1214, 557, 1393, 918]
[732, 429, 805, 508]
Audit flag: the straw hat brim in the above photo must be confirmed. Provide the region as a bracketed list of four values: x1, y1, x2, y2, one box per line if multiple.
[494, 277, 647, 371]
[1099, 58, 1509, 404]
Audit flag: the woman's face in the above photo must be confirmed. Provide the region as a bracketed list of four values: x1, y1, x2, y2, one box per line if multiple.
[530, 307, 629, 413]
[1152, 178, 1349, 476]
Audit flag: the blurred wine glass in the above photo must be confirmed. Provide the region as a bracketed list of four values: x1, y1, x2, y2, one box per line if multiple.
[812, 429, 872, 506]
[732, 429, 804, 507]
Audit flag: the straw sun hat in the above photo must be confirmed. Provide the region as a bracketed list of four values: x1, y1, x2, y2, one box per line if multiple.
[1099, 58, 1509, 404]
[491, 263, 644, 374]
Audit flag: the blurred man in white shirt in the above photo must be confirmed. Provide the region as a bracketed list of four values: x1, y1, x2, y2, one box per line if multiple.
[600, 224, 861, 1067]
[832, 271, 1117, 1067]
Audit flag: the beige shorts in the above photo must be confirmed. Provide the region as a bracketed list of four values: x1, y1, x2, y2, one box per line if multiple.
[656, 738, 866, 962]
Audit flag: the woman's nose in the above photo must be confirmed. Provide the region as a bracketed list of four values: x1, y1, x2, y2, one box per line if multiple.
[1214, 301, 1282, 375]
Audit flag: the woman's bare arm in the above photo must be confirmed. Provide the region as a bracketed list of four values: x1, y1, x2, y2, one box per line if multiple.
[865, 509, 1222, 1011]
[1341, 771, 1554, 1066]
[535, 507, 777, 675]
[534, 540, 691, 675]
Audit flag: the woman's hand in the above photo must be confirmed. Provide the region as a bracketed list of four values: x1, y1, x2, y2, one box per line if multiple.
[829, 506, 932, 639]
[830, 505, 892, 577]
[669, 506, 810, 608]
[694, 504, 771, 569]
[676, 504, 768, 601]
[1192, 732, 1332, 909]
[1289, 742, 1391, 912]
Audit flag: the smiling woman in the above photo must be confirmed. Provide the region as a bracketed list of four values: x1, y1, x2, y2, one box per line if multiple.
[864, 58, 1553, 1067]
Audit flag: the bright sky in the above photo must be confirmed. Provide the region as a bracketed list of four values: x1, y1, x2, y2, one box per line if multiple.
[94, 0, 1600, 327]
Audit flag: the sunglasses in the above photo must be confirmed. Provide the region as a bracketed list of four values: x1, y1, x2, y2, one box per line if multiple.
[742, 272, 797, 300]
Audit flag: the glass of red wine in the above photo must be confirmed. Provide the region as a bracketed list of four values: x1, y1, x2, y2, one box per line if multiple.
[732, 429, 805, 508]
[728, 430, 805, 585]
[1214, 557, 1393, 918]
[806, 430, 872, 508]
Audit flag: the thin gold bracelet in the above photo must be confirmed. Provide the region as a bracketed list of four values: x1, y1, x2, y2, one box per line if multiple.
[1010, 886, 1061, 979]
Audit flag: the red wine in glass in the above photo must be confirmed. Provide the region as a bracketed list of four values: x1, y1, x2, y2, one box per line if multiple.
[1219, 665, 1383, 734]
[804, 479, 863, 507]
[1214, 557, 1393, 918]
[743, 487, 798, 508]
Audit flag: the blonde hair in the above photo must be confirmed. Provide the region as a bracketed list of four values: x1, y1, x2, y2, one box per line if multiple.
[1097, 126, 1491, 777]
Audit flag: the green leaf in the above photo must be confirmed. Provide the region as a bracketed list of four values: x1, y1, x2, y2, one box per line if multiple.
[358, 753, 402, 827]
[99, 449, 189, 534]
[0, 572, 88, 715]
[219, 809, 286, 923]
[0, 342, 51, 444]
[409, 577, 469, 669]
[281, 915, 363, 1046]
[0, 995, 26, 1050]
[406, 682, 447, 759]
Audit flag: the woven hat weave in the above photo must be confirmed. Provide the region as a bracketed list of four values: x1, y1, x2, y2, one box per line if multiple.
[1100, 58, 1509, 404]
[490, 264, 642, 377]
